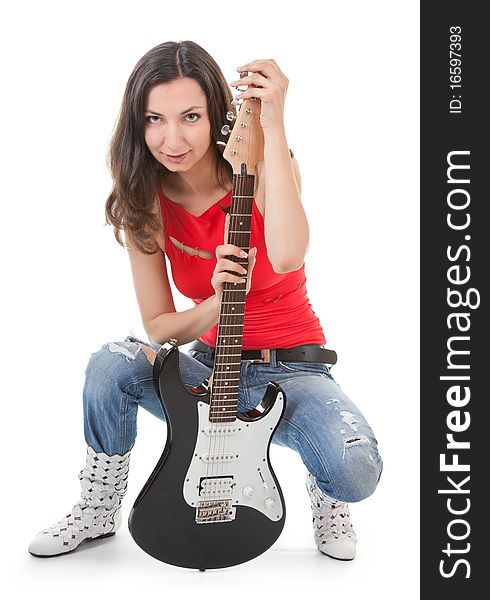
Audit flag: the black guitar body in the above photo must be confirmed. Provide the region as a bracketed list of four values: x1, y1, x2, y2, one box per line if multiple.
[128, 343, 286, 570]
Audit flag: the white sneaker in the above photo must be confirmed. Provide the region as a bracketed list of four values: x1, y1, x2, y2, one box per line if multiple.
[29, 447, 130, 557]
[306, 473, 357, 560]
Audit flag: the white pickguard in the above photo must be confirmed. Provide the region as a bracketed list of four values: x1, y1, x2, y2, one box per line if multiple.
[183, 393, 285, 522]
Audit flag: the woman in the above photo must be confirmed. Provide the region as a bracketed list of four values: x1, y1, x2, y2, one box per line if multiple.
[28, 40, 382, 561]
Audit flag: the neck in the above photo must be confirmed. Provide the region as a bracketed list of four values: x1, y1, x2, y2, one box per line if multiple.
[166, 151, 230, 197]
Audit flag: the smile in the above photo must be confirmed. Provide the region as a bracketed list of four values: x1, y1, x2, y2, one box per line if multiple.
[165, 151, 190, 163]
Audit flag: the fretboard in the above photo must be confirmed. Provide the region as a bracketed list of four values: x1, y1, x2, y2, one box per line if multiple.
[209, 173, 255, 423]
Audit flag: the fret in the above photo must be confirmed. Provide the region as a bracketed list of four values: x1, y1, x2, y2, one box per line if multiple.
[210, 414, 237, 419]
[213, 373, 241, 377]
[209, 410, 237, 423]
[214, 344, 244, 348]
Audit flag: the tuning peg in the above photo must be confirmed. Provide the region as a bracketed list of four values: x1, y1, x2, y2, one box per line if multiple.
[216, 141, 226, 146]
[230, 97, 240, 107]
[226, 111, 236, 121]
[221, 124, 231, 136]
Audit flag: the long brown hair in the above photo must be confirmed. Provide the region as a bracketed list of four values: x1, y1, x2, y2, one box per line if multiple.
[105, 41, 234, 254]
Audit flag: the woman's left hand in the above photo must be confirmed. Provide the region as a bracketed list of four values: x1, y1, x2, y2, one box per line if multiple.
[229, 59, 289, 131]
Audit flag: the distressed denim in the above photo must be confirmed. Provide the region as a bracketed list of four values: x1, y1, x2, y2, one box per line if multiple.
[83, 336, 383, 502]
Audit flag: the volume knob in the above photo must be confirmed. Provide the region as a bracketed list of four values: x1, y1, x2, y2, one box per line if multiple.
[264, 497, 276, 509]
[242, 485, 254, 498]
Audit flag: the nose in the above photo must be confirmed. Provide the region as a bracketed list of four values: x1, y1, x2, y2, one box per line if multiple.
[164, 123, 185, 152]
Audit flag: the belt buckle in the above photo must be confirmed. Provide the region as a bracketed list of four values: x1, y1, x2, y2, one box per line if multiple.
[249, 348, 271, 363]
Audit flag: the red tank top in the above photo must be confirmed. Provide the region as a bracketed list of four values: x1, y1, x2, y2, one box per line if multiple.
[158, 184, 326, 349]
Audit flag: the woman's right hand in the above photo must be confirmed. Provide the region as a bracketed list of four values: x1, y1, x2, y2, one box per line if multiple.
[211, 213, 257, 304]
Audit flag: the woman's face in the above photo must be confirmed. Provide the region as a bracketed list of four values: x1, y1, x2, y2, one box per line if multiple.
[144, 77, 213, 174]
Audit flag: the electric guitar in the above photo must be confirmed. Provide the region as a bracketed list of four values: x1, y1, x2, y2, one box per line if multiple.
[128, 88, 286, 570]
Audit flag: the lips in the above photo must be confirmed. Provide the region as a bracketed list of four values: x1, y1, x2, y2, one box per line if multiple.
[167, 152, 188, 158]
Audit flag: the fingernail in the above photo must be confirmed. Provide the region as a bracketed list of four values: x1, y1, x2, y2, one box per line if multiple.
[240, 250, 247, 257]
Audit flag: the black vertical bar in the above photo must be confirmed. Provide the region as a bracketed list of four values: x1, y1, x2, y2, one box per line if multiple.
[421, 2, 487, 597]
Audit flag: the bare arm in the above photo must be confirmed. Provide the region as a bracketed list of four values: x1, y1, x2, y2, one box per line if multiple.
[128, 239, 221, 346]
[256, 149, 308, 273]
[127, 200, 257, 347]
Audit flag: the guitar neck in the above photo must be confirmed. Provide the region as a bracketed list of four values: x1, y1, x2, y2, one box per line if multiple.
[209, 172, 255, 423]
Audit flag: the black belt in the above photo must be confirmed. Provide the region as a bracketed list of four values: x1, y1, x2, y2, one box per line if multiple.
[189, 339, 337, 365]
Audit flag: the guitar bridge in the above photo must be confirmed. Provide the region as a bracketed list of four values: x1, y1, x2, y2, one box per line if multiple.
[195, 500, 236, 524]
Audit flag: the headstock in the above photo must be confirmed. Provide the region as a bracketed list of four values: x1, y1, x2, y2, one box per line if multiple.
[220, 73, 264, 175]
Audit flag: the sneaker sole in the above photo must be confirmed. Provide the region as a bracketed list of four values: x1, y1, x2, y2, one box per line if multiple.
[28, 532, 116, 558]
[323, 554, 355, 561]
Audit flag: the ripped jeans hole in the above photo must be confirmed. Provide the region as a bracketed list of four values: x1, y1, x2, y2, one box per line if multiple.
[139, 344, 157, 365]
[107, 341, 156, 365]
[342, 435, 371, 459]
[344, 435, 370, 448]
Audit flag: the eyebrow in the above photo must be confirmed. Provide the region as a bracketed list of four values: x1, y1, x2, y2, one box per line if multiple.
[144, 105, 205, 117]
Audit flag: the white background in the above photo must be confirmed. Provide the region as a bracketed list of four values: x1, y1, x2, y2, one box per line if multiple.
[1, 0, 419, 598]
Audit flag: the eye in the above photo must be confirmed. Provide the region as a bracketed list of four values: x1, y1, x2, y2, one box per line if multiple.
[185, 113, 200, 122]
[145, 115, 161, 125]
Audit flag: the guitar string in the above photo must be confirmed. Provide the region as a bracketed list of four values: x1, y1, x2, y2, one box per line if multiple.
[230, 181, 252, 502]
[221, 177, 251, 505]
[208, 175, 252, 513]
[222, 177, 246, 502]
[216, 174, 242, 504]
[213, 175, 245, 506]
[210, 173, 239, 506]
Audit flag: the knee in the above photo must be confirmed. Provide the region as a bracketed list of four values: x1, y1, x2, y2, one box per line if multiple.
[332, 442, 383, 502]
[84, 340, 152, 401]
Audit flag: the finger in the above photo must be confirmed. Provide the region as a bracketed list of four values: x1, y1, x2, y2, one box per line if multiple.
[245, 247, 257, 294]
[224, 212, 230, 244]
[235, 87, 266, 101]
[248, 246, 257, 268]
[218, 257, 247, 275]
[216, 242, 249, 260]
[237, 60, 282, 78]
[215, 271, 248, 286]
[230, 73, 270, 88]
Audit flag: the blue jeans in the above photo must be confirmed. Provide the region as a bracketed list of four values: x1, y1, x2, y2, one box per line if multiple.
[83, 336, 383, 502]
